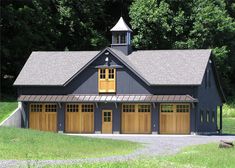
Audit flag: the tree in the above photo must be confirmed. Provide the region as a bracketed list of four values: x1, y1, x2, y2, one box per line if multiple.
[129, 0, 235, 97]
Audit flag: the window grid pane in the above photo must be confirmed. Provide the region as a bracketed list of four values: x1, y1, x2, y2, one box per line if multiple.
[30, 104, 42, 112]
[66, 104, 79, 112]
[176, 105, 190, 113]
[108, 69, 114, 79]
[82, 104, 94, 112]
[100, 69, 106, 79]
[123, 104, 135, 112]
[161, 105, 173, 112]
[138, 105, 150, 112]
[45, 104, 57, 112]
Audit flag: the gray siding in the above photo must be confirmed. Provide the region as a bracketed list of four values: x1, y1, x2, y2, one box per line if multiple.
[197, 63, 222, 132]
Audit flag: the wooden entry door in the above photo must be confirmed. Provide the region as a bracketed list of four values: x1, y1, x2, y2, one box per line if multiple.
[29, 103, 57, 132]
[160, 104, 190, 134]
[102, 110, 112, 134]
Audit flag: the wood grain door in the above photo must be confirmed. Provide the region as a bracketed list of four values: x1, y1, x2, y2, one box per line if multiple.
[160, 104, 190, 134]
[81, 112, 94, 133]
[65, 112, 81, 133]
[98, 68, 116, 93]
[102, 110, 112, 134]
[29, 103, 57, 132]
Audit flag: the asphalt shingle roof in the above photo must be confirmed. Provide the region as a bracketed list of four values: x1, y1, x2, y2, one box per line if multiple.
[14, 48, 211, 86]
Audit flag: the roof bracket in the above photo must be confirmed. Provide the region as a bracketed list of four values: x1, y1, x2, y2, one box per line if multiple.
[191, 103, 195, 109]
[95, 102, 99, 108]
[115, 102, 118, 109]
[58, 103, 61, 109]
[152, 102, 156, 109]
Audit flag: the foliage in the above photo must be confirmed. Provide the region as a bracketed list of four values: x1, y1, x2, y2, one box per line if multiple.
[47, 142, 235, 168]
[1, 0, 235, 98]
[0, 127, 139, 160]
[130, 0, 235, 96]
[222, 118, 235, 134]
[223, 100, 235, 118]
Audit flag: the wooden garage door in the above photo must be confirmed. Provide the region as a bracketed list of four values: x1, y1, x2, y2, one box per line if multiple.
[122, 104, 151, 134]
[29, 103, 57, 132]
[65, 103, 94, 133]
[160, 104, 190, 134]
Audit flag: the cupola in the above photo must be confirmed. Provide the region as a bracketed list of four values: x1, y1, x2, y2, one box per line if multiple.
[110, 17, 132, 55]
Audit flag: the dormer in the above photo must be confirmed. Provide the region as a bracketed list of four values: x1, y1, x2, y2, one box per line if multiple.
[110, 17, 132, 55]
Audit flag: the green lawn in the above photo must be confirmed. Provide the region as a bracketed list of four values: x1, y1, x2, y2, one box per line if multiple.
[51, 142, 235, 168]
[0, 100, 18, 122]
[219, 99, 235, 134]
[0, 127, 140, 160]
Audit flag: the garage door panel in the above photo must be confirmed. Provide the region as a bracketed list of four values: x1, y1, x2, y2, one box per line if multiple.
[81, 112, 94, 133]
[122, 104, 151, 134]
[139, 113, 151, 133]
[29, 103, 57, 132]
[176, 113, 190, 134]
[66, 113, 81, 132]
[160, 104, 190, 134]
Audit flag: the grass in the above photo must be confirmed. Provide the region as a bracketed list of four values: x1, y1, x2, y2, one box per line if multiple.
[219, 99, 235, 134]
[0, 100, 18, 122]
[50, 142, 235, 168]
[222, 118, 235, 134]
[0, 127, 140, 160]
[222, 100, 235, 118]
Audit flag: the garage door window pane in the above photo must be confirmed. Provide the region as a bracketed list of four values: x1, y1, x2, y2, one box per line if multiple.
[161, 105, 173, 112]
[176, 104, 190, 113]
[30, 104, 42, 112]
[123, 104, 135, 112]
[138, 105, 151, 112]
[82, 104, 94, 112]
[45, 104, 57, 112]
[66, 104, 79, 112]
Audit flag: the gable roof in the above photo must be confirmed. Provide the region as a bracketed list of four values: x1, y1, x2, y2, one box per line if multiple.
[14, 48, 211, 86]
[110, 17, 132, 32]
[14, 51, 99, 86]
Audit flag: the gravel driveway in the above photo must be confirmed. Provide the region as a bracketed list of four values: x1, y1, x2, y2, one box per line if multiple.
[1, 134, 234, 168]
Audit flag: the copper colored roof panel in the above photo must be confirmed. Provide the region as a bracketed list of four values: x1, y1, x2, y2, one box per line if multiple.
[18, 94, 197, 103]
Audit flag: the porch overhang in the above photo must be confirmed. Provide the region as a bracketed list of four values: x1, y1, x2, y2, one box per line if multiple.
[18, 94, 198, 103]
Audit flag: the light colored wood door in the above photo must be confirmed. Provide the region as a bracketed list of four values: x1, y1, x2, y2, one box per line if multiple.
[98, 68, 116, 93]
[29, 112, 42, 130]
[43, 112, 57, 132]
[139, 113, 151, 133]
[81, 112, 94, 133]
[160, 104, 190, 134]
[29, 103, 57, 132]
[122, 112, 138, 133]
[176, 113, 190, 134]
[102, 110, 112, 134]
[65, 112, 81, 133]
[160, 113, 175, 134]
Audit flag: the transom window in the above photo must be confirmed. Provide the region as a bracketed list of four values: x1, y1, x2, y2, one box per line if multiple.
[30, 104, 42, 112]
[104, 112, 112, 122]
[100, 69, 106, 79]
[176, 105, 190, 113]
[66, 104, 79, 112]
[82, 104, 94, 112]
[161, 105, 174, 112]
[123, 104, 135, 112]
[45, 104, 57, 112]
[138, 105, 151, 112]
